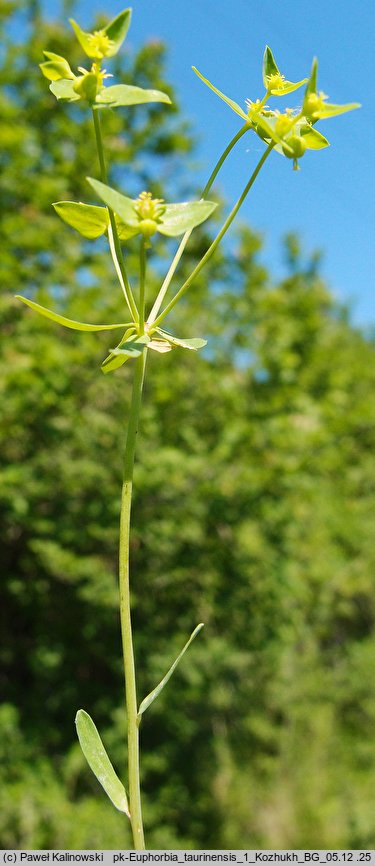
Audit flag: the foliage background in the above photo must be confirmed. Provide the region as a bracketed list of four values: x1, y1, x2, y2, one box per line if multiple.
[2, 0, 375, 849]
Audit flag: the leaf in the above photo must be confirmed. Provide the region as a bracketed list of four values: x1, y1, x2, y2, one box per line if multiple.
[115, 216, 139, 241]
[269, 78, 308, 96]
[69, 19, 98, 58]
[75, 710, 130, 816]
[156, 328, 207, 350]
[15, 296, 130, 332]
[104, 9, 132, 56]
[53, 202, 109, 239]
[40, 53, 75, 82]
[148, 340, 173, 353]
[137, 623, 204, 720]
[101, 333, 149, 373]
[305, 58, 318, 98]
[311, 101, 361, 120]
[96, 84, 171, 108]
[87, 178, 138, 225]
[263, 46, 280, 87]
[192, 67, 249, 122]
[49, 79, 80, 101]
[109, 335, 150, 358]
[158, 201, 217, 237]
[300, 125, 330, 149]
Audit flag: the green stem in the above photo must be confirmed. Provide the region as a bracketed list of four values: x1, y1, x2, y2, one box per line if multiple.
[153, 142, 274, 328]
[119, 350, 147, 850]
[92, 108, 139, 323]
[147, 124, 249, 325]
[139, 238, 146, 334]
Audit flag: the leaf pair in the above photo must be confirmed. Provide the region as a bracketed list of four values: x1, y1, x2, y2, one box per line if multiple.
[15, 297, 207, 374]
[53, 179, 217, 245]
[40, 8, 171, 109]
[76, 624, 203, 816]
[69, 9, 131, 60]
[48, 77, 171, 109]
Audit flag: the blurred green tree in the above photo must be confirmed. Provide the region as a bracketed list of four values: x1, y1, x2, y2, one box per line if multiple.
[2, 0, 375, 851]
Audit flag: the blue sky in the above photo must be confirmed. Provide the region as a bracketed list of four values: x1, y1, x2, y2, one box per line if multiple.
[54, 0, 373, 325]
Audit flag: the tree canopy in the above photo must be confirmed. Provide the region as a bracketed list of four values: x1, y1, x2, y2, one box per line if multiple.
[2, 0, 375, 849]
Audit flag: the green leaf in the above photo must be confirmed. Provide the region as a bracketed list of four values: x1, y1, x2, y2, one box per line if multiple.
[53, 202, 109, 239]
[40, 52, 75, 82]
[16, 296, 130, 332]
[69, 19, 97, 58]
[49, 79, 80, 102]
[88, 180, 216, 239]
[101, 333, 149, 373]
[109, 335, 149, 358]
[95, 83, 171, 108]
[75, 710, 130, 816]
[192, 67, 249, 122]
[305, 58, 318, 98]
[137, 624, 204, 720]
[300, 125, 330, 149]
[87, 178, 138, 225]
[311, 101, 361, 120]
[158, 201, 217, 237]
[69, 10, 131, 60]
[269, 78, 308, 96]
[103, 9, 132, 56]
[156, 328, 207, 350]
[263, 46, 280, 87]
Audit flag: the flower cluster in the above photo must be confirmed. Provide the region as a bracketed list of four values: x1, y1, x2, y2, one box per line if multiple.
[194, 46, 360, 169]
[40, 9, 171, 109]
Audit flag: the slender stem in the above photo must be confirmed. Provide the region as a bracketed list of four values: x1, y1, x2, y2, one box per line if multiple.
[139, 238, 146, 333]
[119, 350, 147, 850]
[153, 142, 274, 328]
[200, 123, 250, 199]
[91, 108, 139, 323]
[147, 124, 249, 325]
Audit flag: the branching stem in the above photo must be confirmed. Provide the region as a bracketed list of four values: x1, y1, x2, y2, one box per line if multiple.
[92, 108, 139, 323]
[153, 142, 274, 327]
[147, 124, 249, 325]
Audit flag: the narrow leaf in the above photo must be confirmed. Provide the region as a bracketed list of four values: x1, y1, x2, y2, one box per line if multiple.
[87, 178, 137, 225]
[158, 201, 217, 237]
[75, 710, 130, 816]
[305, 58, 318, 97]
[104, 9, 132, 56]
[16, 296, 130, 332]
[156, 328, 207, 350]
[192, 67, 249, 122]
[138, 623, 204, 719]
[96, 84, 171, 107]
[312, 101, 361, 119]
